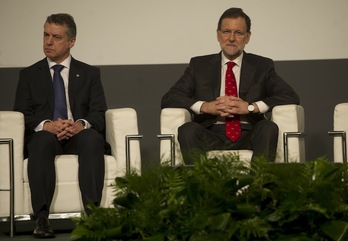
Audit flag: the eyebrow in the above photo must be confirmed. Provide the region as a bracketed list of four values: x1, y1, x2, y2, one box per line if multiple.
[44, 32, 63, 38]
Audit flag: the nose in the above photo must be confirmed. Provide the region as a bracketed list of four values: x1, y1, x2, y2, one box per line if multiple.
[228, 33, 236, 42]
[45, 36, 53, 45]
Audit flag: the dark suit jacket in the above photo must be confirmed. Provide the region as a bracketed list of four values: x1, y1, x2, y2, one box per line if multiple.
[14, 57, 107, 138]
[161, 52, 300, 127]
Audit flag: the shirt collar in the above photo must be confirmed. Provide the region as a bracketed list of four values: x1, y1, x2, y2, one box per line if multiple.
[221, 52, 243, 67]
[47, 55, 72, 69]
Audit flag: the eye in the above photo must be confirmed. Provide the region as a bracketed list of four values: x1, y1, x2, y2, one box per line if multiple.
[221, 30, 231, 36]
[235, 31, 244, 37]
[53, 35, 62, 40]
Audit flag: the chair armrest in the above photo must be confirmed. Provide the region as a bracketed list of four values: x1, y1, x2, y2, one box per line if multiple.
[0, 111, 25, 219]
[328, 103, 348, 163]
[271, 104, 305, 162]
[105, 108, 142, 175]
[159, 108, 192, 165]
[328, 131, 346, 163]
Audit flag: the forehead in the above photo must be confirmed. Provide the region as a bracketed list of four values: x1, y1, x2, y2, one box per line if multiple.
[44, 22, 68, 36]
[220, 17, 247, 31]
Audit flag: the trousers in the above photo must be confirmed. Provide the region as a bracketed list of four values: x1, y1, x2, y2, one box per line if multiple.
[178, 119, 279, 165]
[26, 129, 105, 217]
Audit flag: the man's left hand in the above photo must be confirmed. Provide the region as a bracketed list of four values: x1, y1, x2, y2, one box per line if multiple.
[216, 96, 249, 117]
[57, 121, 85, 140]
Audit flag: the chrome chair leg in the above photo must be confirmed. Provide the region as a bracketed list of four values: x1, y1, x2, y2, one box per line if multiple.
[328, 130, 347, 164]
[157, 134, 175, 166]
[283, 132, 305, 163]
[125, 134, 143, 174]
[0, 138, 14, 237]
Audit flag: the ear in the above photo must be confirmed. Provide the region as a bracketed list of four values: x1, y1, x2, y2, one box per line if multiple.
[69, 37, 76, 48]
[245, 32, 251, 44]
[216, 29, 221, 42]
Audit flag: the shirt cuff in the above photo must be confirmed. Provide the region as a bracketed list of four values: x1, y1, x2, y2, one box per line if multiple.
[255, 101, 269, 114]
[190, 101, 205, 114]
[35, 120, 51, 132]
[76, 119, 91, 129]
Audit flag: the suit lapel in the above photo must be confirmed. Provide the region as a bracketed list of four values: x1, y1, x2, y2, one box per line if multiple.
[209, 54, 222, 99]
[68, 58, 81, 112]
[239, 53, 256, 99]
[38, 59, 55, 112]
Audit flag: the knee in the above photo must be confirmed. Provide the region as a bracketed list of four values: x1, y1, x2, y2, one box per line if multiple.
[267, 121, 279, 137]
[257, 120, 279, 138]
[77, 129, 104, 149]
[28, 131, 57, 152]
[178, 122, 202, 142]
[265, 119, 278, 130]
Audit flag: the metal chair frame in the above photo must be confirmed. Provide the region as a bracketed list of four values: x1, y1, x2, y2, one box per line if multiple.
[1, 135, 142, 238]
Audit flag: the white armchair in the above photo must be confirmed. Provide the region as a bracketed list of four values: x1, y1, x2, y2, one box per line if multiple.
[159, 105, 305, 165]
[0, 108, 142, 237]
[328, 103, 348, 163]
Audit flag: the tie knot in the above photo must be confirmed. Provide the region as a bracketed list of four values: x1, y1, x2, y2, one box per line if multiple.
[227, 61, 236, 69]
[52, 64, 64, 73]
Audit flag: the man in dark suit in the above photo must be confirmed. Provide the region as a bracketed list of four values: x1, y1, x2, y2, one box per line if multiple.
[13, 13, 107, 239]
[161, 7, 300, 164]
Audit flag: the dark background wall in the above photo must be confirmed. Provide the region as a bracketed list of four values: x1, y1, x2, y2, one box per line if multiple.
[1, 59, 348, 169]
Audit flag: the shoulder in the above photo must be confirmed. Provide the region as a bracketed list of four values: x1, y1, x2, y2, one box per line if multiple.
[70, 57, 100, 77]
[22, 58, 47, 70]
[243, 52, 273, 64]
[190, 53, 220, 63]
[19, 58, 48, 75]
[71, 57, 99, 70]
[188, 53, 221, 69]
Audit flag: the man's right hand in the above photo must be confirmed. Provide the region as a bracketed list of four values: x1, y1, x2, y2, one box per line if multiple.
[200, 100, 221, 115]
[43, 118, 74, 141]
[200, 96, 253, 117]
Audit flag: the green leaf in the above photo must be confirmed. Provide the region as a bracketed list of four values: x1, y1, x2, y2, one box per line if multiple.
[273, 233, 313, 241]
[190, 231, 231, 241]
[115, 176, 129, 188]
[147, 234, 166, 241]
[113, 192, 139, 208]
[208, 213, 230, 231]
[321, 220, 348, 241]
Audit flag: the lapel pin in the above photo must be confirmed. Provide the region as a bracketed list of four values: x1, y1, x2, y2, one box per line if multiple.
[76, 74, 80, 77]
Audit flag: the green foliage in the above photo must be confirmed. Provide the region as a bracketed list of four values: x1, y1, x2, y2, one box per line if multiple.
[72, 155, 348, 241]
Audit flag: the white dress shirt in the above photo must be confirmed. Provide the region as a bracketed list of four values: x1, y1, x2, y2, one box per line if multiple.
[34, 56, 90, 131]
[190, 52, 269, 115]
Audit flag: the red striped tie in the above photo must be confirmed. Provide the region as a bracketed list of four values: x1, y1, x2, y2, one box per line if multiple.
[225, 62, 241, 142]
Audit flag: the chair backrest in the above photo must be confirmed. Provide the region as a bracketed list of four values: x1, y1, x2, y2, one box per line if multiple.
[331, 103, 348, 163]
[106, 108, 142, 174]
[0, 111, 25, 216]
[271, 105, 305, 163]
[159, 108, 191, 165]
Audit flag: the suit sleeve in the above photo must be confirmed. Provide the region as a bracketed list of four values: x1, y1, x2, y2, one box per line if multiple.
[13, 67, 52, 133]
[261, 59, 300, 109]
[72, 67, 107, 134]
[161, 58, 200, 110]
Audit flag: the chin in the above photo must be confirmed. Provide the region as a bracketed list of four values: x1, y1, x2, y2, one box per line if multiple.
[44, 50, 54, 56]
[224, 50, 242, 59]
[45, 53, 55, 60]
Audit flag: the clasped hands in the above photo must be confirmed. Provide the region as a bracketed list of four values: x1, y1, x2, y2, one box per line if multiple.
[201, 96, 252, 117]
[43, 118, 85, 141]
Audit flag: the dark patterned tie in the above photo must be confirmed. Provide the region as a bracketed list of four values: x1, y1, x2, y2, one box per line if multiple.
[225, 61, 241, 141]
[52, 65, 67, 120]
